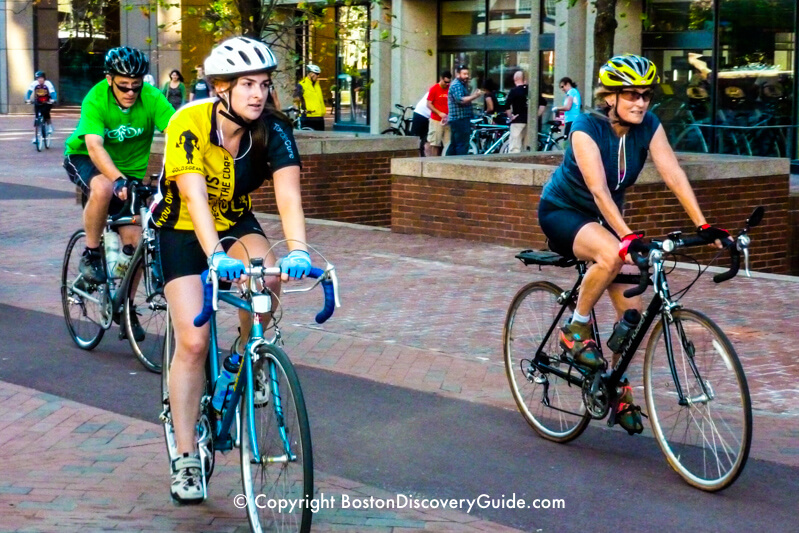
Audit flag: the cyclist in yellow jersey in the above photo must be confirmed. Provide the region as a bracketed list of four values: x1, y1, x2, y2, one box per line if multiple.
[294, 64, 326, 131]
[151, 36, 310, 504]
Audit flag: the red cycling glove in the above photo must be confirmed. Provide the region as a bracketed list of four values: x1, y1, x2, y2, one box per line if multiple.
[618, 232, 645, 260]
[697, 223, 731, 244]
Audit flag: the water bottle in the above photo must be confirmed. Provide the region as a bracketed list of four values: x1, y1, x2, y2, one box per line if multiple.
[104, 230, 120, 278]
[607, 309, 641, 353]
[114, 244, 135, 278]
[211, 353, 242, 415]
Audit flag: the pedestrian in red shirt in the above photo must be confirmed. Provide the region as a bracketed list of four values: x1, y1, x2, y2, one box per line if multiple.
[426, 71, 452, 156]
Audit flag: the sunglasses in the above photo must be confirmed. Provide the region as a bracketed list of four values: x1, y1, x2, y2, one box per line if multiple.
[618, 89, 654, 103]
[113, 80, 143, 94]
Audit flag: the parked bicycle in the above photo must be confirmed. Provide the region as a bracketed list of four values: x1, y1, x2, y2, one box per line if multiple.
[29, 100, 53, 152]
[537, 120, 566, 152]
[504, 207, 762, 492]
[381, 104, 414, 136]
[61, 179, 166, 372]
[282, 106, 315, 131]
[468, 113, 510, 155]
[160, 244, 340, 532]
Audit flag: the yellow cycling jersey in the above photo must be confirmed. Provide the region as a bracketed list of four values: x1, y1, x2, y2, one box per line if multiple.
[152, 99, 300, 231]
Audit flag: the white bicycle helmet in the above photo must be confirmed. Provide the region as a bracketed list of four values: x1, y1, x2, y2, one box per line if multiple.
[204, 36, 278, 78]
[306, 64, 321, 74]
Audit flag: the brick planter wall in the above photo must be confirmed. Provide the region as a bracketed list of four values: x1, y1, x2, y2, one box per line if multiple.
[252, 149, 417, 227]
[392, 154, 790, 274]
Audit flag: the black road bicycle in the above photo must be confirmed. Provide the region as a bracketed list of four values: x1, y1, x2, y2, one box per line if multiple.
[504, 207, 763, 492]
[61, 180, 166, 372]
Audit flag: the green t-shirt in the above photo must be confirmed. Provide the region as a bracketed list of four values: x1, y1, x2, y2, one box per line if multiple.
[64, 80, 175, 179]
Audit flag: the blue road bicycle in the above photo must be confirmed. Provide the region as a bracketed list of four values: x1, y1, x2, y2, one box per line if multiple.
[160, 246, 339, 532]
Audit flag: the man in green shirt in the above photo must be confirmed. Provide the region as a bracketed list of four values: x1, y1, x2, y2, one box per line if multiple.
[64, 47, 174, 294]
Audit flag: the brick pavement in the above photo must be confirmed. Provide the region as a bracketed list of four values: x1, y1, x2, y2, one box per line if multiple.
[1, 128, 799, 530]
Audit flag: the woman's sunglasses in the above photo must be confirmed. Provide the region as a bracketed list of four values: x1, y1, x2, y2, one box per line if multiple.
[618, 89, 654, 103]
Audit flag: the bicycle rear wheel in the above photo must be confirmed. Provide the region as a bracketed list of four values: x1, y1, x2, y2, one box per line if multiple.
[503, 281, 590, 443]
[643, 308, 752, 491]
[241, 344, 313, 533]
[124, 252, 167, 372]
[61, 229, 106, 349]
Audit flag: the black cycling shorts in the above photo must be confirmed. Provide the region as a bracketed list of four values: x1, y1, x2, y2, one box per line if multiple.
[34, 103, 52, 124]
[157, 211, 266, 284]
[538, 199, 618, 258]
[63, 154, 126, 214]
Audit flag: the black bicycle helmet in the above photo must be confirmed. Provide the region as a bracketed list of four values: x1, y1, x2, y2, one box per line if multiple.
[104, 47, 149, 77]
[35, 70, 46, 78]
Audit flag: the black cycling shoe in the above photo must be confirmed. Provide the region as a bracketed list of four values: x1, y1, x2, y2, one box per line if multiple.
[79, 248, 106, 284]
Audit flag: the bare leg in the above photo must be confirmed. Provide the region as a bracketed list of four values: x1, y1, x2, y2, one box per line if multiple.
[571, 222, 625, 318]
[165, 276, 209, 455]
[84, 175, 113, 248]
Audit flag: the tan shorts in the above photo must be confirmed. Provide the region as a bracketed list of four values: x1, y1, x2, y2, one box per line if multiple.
[427, 119, 451, 147]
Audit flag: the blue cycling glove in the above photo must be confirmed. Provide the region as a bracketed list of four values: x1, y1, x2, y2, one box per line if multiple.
[281, 250, 312, 280]
[209, 252, 246, 280]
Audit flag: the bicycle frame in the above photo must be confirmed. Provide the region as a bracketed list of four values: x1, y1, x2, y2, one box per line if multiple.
[206, 278, 295, 463]
[532, 259, 700, 407]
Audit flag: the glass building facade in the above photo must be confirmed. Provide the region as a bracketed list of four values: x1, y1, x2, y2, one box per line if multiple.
[643, 0, 798, 159]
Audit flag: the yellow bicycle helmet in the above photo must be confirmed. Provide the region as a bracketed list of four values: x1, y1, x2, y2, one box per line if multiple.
[598, 54, 659, 88]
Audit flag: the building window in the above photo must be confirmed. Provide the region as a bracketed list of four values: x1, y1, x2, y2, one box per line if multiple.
[440, 0, 487, 36]
[487, 0, 531, 35]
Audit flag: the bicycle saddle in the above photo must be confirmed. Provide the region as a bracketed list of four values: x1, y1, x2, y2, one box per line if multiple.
[515, 249, 577, 268]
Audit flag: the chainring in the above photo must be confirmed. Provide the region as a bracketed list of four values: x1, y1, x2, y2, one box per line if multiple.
[581, 372, 610, 419]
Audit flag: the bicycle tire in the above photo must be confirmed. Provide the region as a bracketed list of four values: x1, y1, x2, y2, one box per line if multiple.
[161, 312, 215, 482]
[503, 281, 590, 443]
[468, 139, 480, 155]
[35, 127, 42, 152]
[124, 252, 167, 373]
[381, 127, 402, 135]
[61, 229, 105, 349]
[643, 308, 752, 491]
[241, 343, 313, 533]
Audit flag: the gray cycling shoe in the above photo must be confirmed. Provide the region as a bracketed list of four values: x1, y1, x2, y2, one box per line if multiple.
[170, 453, 203, 504]
[79, 248, 106, 284]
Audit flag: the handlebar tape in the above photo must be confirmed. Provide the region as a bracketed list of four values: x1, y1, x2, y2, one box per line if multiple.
[193, 270, 214, 327]
[192, 267, 337, 327]
[713, 243, 740, 283]
[309, 267, 336, 324]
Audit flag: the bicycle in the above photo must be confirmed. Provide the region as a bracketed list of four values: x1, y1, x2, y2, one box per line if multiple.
[29, 100, 53, 152]
[468, 114, 510, 155]
[61, 179, 167, 372]
[160, 245, 340, 531]
[282, 106, 315, 131]
[537, 120, 566, 152]
[503, 207, 763, 492]
[381, 104, 414, 135]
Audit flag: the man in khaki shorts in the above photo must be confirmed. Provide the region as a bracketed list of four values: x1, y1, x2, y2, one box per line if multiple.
[426, 71, 452, 156]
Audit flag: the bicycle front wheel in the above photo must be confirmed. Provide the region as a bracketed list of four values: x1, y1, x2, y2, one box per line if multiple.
[241, 344, 313, 533]
[43, 123, 51, 149]
[61, 229, 105, 349]
[35, 128, 43, 152]
[643, 308, 752, 491]
[380, 127, 402, 135]
[503, 281, 590, 443]
[124, 253, 167, 372]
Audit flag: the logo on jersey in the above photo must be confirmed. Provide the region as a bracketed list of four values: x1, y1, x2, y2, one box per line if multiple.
[106, 125, 143, 141]
[177, 130, 200, 164]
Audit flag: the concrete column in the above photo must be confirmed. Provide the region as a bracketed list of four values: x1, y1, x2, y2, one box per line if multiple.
[390, 0, 437, 113]
[526, 0, 541, 149]
[369, 0, 392, 134]
[119, 0, 181, 86]
[2, 0, 35, 114]
[554, 0, 587, 100]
